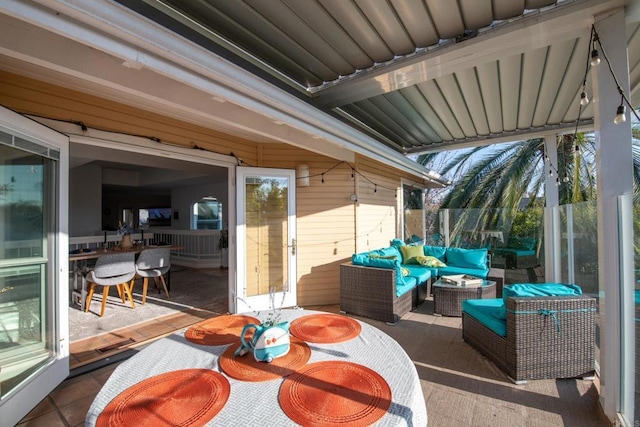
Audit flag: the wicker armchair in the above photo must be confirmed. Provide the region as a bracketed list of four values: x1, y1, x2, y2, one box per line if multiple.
[340, 262, 428, 324]
[462, 295, 596, 383]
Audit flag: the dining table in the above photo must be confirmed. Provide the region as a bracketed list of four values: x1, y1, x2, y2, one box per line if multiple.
[69, 244, 183, 310]
[85, 309, 427, 426]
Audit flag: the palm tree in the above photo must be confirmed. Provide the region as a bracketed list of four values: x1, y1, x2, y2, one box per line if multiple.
[418, 129, 640, 251]
[417, 133, 598, 211]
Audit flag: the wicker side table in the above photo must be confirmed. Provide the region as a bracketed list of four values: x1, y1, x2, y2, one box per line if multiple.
[433, 279, 496, 317]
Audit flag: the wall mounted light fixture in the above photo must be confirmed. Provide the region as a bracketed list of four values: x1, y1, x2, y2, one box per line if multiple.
[296, 164, 310, 187]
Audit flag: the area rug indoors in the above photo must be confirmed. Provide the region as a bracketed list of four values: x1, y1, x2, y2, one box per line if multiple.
[96, 369, 230, 427]
[69, 267, 228, 342]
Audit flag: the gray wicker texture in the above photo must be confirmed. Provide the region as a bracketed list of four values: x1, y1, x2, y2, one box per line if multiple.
[339, 263, 427, 324]
[462, 295, 596, 383]
[433, 282, 496, 317]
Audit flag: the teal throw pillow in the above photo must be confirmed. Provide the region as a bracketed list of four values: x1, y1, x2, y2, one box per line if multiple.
[445, 247, 488, 270]
[423, 245, 446, 262]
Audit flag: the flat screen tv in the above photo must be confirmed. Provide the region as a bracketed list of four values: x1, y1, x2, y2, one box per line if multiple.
[143, 208, 171, 227]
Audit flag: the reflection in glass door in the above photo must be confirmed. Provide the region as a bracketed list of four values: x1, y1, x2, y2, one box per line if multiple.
[236, 167, 296, 313]
[0, 143, 53, 395]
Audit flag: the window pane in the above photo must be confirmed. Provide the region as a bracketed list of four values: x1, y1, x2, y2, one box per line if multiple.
[0, 144, 54, 399]
[193, 198, 222, 230]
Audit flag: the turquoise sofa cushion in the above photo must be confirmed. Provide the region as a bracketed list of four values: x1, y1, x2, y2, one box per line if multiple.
[438, 266, 489, 278]
[401, 265, 432, 284]
[423, 245, 446, 262]
[445, 247, 488, 270]
[371, 246, 402, 259]
[390, 238, 406, 247]
[462, 298, 507, 337]
[351, 252, 406, 291]
[397, 276, 417, 297]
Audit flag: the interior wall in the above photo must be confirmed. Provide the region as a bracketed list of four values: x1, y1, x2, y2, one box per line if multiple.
[102, 185, 171, 231]
[68, 164, 102, 236]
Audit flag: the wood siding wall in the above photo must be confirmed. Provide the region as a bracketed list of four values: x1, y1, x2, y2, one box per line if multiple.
[0, 71, 427, 307]
[259, 144, 356, 306]
[0, 71, 259, 163]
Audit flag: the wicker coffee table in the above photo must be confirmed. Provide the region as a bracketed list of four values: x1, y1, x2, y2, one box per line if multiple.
[433, 278, 496, 317]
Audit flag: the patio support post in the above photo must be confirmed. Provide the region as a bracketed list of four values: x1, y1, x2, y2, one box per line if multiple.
[591, 9, 635, 423]
[543, 134, 561, 283]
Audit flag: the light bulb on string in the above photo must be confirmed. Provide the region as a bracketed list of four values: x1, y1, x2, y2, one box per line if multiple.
[580, 91, 589, 106]
[590, 49, 600, 67]
[563, 174, 570, 183]
[614, 103, 626, 124]
[548, 169, 553, 177]
[555, 177, 560, 186]
[575, 145, 580, 152]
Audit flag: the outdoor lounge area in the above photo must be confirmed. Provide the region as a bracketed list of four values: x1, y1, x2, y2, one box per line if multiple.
[2, 0, 640, 425]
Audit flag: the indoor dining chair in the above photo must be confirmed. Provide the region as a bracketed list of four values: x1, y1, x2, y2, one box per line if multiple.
[131, 247, 171, 304]
[84, 252, 136, 317]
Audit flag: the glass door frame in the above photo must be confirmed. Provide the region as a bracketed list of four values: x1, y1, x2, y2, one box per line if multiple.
[235, 166, 297, 313]
[0, 105, 69, 426]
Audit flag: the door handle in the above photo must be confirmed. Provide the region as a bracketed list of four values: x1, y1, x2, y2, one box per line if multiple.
[289, 238, 296, 255]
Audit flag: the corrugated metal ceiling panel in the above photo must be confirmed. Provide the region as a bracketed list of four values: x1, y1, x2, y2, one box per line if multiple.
[128, 0, 637, 154]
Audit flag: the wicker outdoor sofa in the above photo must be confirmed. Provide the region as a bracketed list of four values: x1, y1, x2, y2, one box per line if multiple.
[462, 294, 596, 383]
[339, 262, 428, 324]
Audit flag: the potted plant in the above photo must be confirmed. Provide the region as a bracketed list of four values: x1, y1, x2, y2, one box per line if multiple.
[219, 229, 228, 268]
[118, 221, 133, 248]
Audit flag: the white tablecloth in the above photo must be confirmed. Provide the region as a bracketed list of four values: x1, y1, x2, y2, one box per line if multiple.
[86, 309, 427, 426]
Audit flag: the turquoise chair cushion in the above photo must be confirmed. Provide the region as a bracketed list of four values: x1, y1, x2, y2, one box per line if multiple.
[423, 245, 447, 262]
[502, 283, 582, 302]
[462, 298, 507, 337]
[494, 283, 583, 319]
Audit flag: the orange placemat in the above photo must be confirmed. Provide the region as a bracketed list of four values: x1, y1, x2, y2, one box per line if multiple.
[96, 369, 230, 427]
[219, 336, 310, 382]
[290, 313, 361, 343]
[279, 361, 391, 426]
[185, 314, 260, 346]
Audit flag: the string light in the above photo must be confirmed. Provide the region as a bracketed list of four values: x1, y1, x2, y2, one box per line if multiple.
[614, 100, 626, 124]
[580, 91, 589, 106]
[590, 48, 600, 67]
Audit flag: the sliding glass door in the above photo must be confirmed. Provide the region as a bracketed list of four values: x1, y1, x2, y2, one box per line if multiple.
[0, 106, 69, 426]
